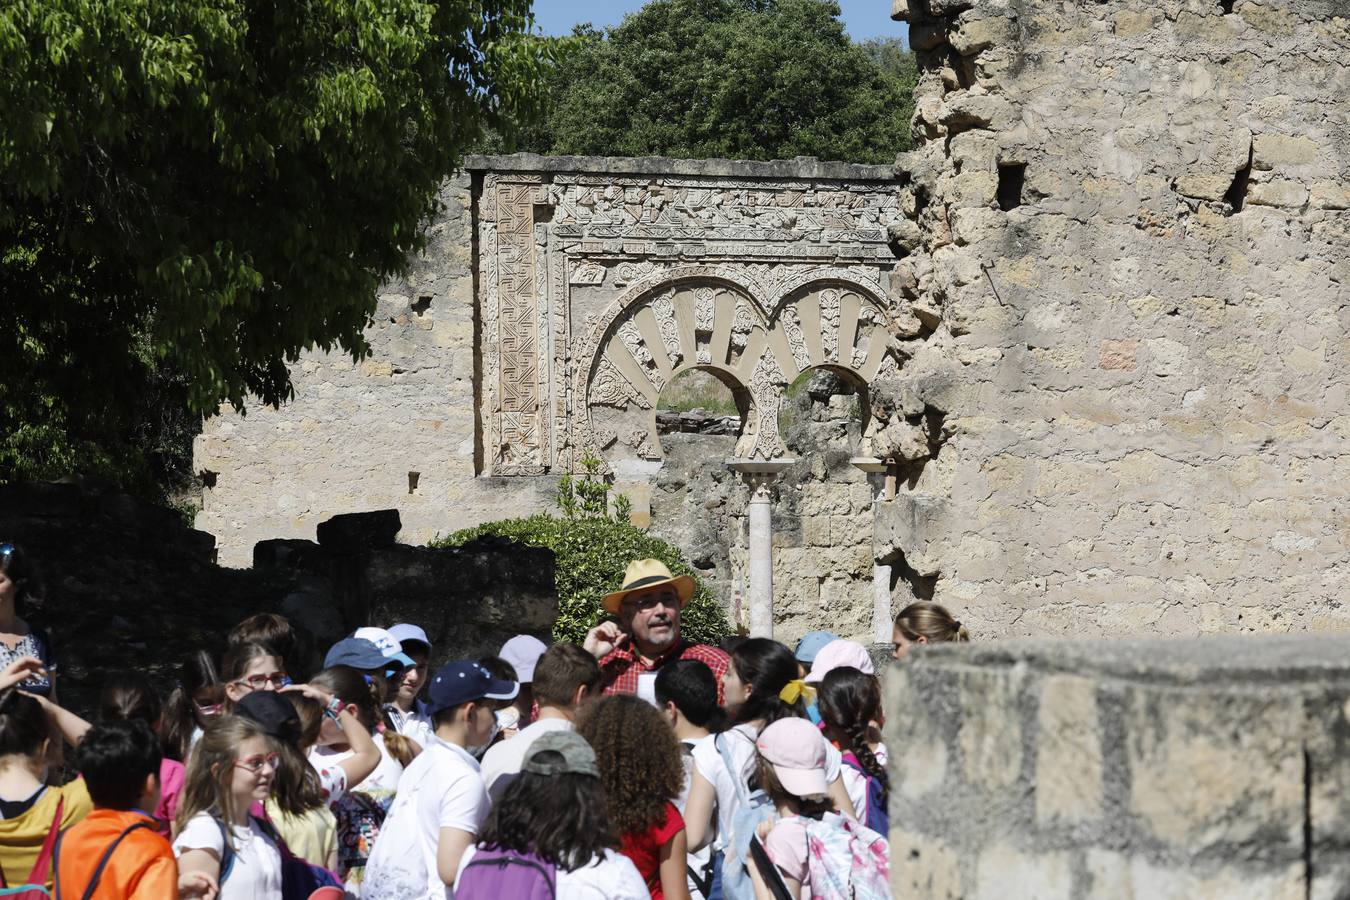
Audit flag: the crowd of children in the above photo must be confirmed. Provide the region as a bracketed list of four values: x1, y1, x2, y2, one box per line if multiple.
[0, 542, 972, 899]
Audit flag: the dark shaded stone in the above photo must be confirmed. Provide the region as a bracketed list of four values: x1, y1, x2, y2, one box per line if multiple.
[315, 509, 402, 551]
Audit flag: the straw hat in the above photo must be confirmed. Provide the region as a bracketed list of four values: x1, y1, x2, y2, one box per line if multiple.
[602, 559, 696, 615]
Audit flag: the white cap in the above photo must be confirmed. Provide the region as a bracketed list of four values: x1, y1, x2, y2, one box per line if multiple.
[387, 623, 431, 650]
[500, 634, 549, 683]
[352, 627, 415, 669]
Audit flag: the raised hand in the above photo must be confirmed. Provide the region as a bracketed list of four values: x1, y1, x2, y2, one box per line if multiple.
[583, 621, 629, 659]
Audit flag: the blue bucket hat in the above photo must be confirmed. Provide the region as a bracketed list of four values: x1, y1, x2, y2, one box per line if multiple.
[794, 630, 840, 665]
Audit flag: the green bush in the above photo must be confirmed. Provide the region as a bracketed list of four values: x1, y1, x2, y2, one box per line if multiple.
[432, 456, 730, 646]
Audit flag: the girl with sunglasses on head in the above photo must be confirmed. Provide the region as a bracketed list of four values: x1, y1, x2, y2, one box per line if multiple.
[162, 650, 226, 763]
[172, 715, 284, 899]
[307, 665, 416, 892]
[223, 642, 289, 709]
[0, 542, 56, 702]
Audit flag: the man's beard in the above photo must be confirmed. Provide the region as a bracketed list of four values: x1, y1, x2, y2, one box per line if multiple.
[642, 616, 677, 649]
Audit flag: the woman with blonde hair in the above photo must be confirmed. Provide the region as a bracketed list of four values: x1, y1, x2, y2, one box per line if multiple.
[891, 601, 970, 660]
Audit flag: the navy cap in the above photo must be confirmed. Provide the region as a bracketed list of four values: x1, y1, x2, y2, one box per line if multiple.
[324, 637, 390, 670]
[427, 661, 519, 715]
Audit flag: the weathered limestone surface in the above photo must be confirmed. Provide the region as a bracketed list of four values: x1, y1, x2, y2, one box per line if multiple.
[888, 634, 1350, 898]
[884, 0, 1350, 636]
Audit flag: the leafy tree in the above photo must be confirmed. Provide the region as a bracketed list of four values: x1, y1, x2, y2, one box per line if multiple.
[524, 0, 915, 164]
[0, 0, 558, 491]
[434, 455, 729, 645]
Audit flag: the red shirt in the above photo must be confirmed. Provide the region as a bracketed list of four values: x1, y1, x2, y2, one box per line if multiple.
[599, 639, 731, 704]
[619, 802, 685, 899]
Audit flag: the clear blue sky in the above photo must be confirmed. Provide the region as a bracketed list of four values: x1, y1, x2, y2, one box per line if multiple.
[533, 0, 908, 43]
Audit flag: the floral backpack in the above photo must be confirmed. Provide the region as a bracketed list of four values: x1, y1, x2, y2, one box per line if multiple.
[802, 812, 890, 900]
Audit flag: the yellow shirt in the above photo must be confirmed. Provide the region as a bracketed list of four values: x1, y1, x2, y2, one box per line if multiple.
[0, 779, 93, 889]
[263, 799, 337, 869]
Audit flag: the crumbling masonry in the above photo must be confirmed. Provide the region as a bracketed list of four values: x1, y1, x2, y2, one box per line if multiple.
[196, 0, 1348, 650]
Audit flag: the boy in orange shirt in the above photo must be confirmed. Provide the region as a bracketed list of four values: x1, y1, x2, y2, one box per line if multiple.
[55, 720, 214, 899]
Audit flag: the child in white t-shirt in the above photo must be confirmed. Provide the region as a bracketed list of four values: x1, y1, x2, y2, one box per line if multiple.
[363, 660, 519, 900]
[172, 716, 284, 900]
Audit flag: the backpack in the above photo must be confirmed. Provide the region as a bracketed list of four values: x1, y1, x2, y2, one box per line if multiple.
[715, 731, 778, 900]
[52, 820, 154, 900]
[841, 753, 889, 835]
[216, 814, 343, 900]
[0, 797, 65, 899]
[454, 847, 556, 900]
[802, 812, 889, 900]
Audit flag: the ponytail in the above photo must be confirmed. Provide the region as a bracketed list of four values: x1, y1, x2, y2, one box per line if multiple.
[310, 665, 417, 767]
[728, 639, 807, 729]
[894, 601, 969, 645]
[817, 667, 888, 801]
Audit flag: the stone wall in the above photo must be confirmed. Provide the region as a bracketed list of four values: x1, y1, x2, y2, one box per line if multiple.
[1, 483, 555, 715]
[888, 634, 1350, 898]
[882, 0, 1350, 636]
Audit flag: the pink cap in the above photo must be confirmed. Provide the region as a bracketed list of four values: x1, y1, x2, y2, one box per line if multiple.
[756, 718, 828, 797]
[803, 639, 875, 684]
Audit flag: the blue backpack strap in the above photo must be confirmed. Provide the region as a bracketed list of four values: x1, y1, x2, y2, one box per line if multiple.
[62, 821, 155, 900]
[214, 816, 236, 885]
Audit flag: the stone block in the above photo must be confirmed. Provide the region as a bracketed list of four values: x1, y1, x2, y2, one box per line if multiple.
[891, 828, 962, 899]
[1311, 181, 1350, 210]
[950, 16, 1016, 56]
[974, 843, 1073, 900]
[958, 668, 1024, 790]
[1247, 179, 1309, 208]
[1099, 340, 1138, 371]
[1035, 675, 1102, 824]
[1174, 173, 1232, 202]
[1252, 134, 1318, 170]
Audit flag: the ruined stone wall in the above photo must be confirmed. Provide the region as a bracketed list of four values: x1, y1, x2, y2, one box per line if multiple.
[882, 0, 1350, 637]
[888, 634, 1350, 898]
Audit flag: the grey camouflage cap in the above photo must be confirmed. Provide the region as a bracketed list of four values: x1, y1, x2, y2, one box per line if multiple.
[521, 729, 600, 778]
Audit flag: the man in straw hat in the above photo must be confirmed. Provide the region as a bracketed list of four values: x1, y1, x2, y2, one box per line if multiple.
[583, 558, 730, 702]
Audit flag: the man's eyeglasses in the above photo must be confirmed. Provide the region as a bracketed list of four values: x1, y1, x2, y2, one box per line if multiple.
[234, 753, 280, 773]
[232, 672, 291, 691]
[622, 592, 678, 612]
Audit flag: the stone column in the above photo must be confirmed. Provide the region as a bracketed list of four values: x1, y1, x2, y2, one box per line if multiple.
[852, 457, 895, 644]
[726, 459, 795, 638]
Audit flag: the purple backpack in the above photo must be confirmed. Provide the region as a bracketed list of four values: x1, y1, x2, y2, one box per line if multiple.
[455, 847, 556, 900]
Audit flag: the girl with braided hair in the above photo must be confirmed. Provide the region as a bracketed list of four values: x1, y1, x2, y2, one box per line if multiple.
[816, 666, 888, 833]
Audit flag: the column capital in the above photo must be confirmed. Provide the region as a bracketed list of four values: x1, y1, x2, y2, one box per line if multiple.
[725, 458, 795, 497]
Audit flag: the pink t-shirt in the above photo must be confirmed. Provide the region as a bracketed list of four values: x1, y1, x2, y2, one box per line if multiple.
[763, 815, 811, 894]
[155, 758, 186, 833]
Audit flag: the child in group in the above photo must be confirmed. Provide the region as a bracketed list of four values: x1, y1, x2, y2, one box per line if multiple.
[815, 667, 888, 834]
[171, 715, 284, 899]
[234, 690, 339, 872]
[454, 730, 649, 899]
[750, 718, 888, 900]
[498, 633, 549, 735]
[362, 660, 517, 900]
[223, 641, 289, 709]
[55, 719, 213, 899]
[891, 601, 970, 660]
[307, 665, 414, 890]
[476, 655, 520, 749]
[383, 623, 436, 748]
[0, 657, 93, 892]
[681, 639, 855, 899]
[161, 650, 224, 762]
[655, 660, 727, 900]
[229, 613, 310, 680]
[98, 671, 187, 834]
[576, 694, 691, 900]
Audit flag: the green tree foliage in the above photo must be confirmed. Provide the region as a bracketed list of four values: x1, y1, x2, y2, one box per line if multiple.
[523, 0, 916, 164]
[0, 0, 558, 491]
[434, 455, 730, 646]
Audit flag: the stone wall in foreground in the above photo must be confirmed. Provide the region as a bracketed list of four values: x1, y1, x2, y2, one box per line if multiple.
[882, 0, 1350, 636]
[888, 634, 1350, 899]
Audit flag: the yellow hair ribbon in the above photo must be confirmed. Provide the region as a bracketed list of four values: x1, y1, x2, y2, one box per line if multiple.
[779, 679, 816, 706]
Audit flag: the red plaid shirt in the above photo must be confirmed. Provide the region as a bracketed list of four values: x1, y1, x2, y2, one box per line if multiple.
[599, 639, 731, 704]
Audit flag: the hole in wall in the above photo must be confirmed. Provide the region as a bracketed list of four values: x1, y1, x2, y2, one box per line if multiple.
[412, 295, 432, 316]
[200, 470, 218, 489]
[407, 471, 420, 495]
[885, 549, 938, 603]
[655, 368, 745, 438]
[1224, 145, 1253, 215]
[1219, 0, 1235, 13]
[997, 163, 1027, 211]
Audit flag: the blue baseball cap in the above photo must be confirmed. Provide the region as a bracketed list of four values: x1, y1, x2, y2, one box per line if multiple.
[427, 661, 519, 715]
[794, 630, 839, 665]
[324, 637, 391, 671]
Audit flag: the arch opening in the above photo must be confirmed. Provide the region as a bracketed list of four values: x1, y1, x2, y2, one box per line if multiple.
[778, 364, 871, 458]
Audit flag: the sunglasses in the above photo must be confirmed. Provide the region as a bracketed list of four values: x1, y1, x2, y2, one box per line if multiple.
[232, 671, 291, 691]
[234, 752, 280, 773]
